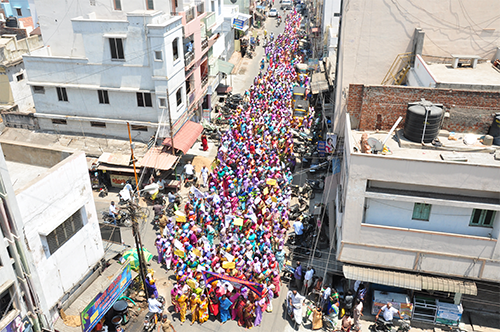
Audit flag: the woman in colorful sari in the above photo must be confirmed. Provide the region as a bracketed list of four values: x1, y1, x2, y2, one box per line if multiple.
[177, 292, 188, 324]
[170, 285, 180, 314]
[271, 270, 281, 295]
[229, 290, 241, 320]
[208, 286, 220, 317]
[254, 297, 266, 326]
[189, 293, 200, 325]
[243, 300, 255, 329]
[233, 296, 244, 326]
[198, 294, 210, 324]
[219, 294, 233, 325]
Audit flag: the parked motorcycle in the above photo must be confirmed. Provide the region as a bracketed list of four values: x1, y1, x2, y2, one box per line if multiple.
[98, 185, 108, 198]
[370, 318, 410, 332]
[101, 210, 130, 226]
[183, 173, 198, 188]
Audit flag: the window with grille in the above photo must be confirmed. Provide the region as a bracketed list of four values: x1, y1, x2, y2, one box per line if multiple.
[109, 38, 125, 60]
[114, 0, 122, 10]
[46, 209, 85, 255]
[98, 90, 109, 104]
[412, 203, 431, 221]
[56, 87, 68, 101]
[33, 86, 45, 94]
[470, 209, 496, 227]
[146, 0, 154, 10]
[176, 88, 182, 107]
[172, 38, 179, 61]
[0, 288, 13, 318]
[137, 92, 153, 107]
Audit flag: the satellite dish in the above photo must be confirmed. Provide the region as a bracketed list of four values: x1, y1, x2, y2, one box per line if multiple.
[367, 137, 383, 152]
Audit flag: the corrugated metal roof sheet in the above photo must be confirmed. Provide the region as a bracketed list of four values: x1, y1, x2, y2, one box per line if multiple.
[343, 265, 422, 290]
[162, 121, 203, 154]
[139, 147, 178, 171]
[421, 276, 477, 296]
[311, 72, 330, 94]
[98, 152, 131, 166]
[343, 265, 477, 295]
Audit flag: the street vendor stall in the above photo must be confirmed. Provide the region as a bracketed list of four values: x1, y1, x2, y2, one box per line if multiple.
[372, 290, 413, 318]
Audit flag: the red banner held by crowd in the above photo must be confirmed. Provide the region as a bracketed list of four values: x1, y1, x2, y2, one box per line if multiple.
[202, 271, 265, 297]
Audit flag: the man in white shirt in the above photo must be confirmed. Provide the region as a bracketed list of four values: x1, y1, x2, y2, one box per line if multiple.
[376, 302, 401, 323]
[148, 294, 163, 321]
[304, 266, 315, 293]
[109, 201, 118, 225]
[293, 218, 304, 244]
[183, 161, 195, 183]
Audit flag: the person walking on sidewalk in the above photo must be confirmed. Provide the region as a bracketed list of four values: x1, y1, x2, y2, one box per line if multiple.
[293, 261, 303, 293]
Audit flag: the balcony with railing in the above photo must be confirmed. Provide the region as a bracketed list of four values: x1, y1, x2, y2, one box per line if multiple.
[201, 38, 209, 51]
[188, 90, 196, 106]
[185, 51, 195, 66]
[201, 75, 209, 87]
[185, 6, 195, 23]
[196, 1, 205, 15]
[204, 12, 216, 30]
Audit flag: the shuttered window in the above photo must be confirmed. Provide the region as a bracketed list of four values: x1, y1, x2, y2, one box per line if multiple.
[46, 209, 85, 255]
[412, 203, 431, 221]
[470, 209, 496, 227]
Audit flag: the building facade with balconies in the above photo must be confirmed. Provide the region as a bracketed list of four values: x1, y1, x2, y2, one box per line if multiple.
[22, 0, 186, 142]
[177, 0, 222, 123]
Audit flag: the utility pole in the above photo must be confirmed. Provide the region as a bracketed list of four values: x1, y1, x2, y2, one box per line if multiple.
[126, 123, 149, 298]
[166, 88, 175, 156]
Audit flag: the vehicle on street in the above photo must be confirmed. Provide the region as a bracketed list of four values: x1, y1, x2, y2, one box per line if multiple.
[268, 8, 278, 17]
[281, 0, 292, 10]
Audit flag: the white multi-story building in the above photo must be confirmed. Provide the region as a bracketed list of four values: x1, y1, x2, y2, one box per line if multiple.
[23, 0, 186, 141]
[0, 140, 105, 325]
[0, 34, 43, 117]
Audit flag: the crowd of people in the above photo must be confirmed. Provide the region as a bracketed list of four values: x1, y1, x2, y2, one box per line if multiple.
[150, 8, 307, 329]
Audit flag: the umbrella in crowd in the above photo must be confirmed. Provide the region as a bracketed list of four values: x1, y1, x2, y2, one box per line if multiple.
[122, 247, 153, 271]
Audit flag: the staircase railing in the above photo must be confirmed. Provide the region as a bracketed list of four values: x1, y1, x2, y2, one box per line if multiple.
[381, 52, 414, 85]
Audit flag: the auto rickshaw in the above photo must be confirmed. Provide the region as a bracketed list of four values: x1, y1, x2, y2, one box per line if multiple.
[292, 86, 307, 105]
[293, 99, 310, 126]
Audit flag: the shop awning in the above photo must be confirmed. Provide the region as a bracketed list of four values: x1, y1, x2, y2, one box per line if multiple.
[343, 265, 422, 290]
[218, 59, 235, 75]
[421, 276, 477, 296]
[343, 265, 478, 295]
[311, 72, 330, 94]
[98, 152, 131, 166]
[139, 147, 179, 171]
[162, 120, 203, 154]
[97, 164, 139, 173]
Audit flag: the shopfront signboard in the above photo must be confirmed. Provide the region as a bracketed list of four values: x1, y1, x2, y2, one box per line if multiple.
[80, 262, 132, 332]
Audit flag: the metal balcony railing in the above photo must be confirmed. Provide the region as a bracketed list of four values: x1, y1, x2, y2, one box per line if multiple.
[188, 90, 196, 106]
[201, 38, 209, 50]
[201, 75, 209, 87]
[184, 51, 195, 66]
[196, 2, 204, 15]
[185, 7, 195, 23]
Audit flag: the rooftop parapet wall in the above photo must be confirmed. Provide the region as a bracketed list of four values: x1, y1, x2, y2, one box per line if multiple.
[347, 84, 500, 133]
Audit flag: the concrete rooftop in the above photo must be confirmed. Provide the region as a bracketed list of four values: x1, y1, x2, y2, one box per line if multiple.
[5, 161, 50, 191]
[350, 129, 500, 167]
[426, 62, 500, 87]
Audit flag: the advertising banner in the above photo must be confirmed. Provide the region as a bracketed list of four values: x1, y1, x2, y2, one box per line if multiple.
[80, 262, 132, 332]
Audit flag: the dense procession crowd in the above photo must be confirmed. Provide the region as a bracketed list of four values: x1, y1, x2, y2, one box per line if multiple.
[151, 9, 306, 329]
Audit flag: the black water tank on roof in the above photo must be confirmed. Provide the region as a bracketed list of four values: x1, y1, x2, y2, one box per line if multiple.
[488, 113, 500, 137]
[404, 99, 444, 143]
[6, 16, 18, 28]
